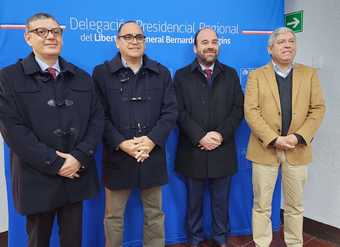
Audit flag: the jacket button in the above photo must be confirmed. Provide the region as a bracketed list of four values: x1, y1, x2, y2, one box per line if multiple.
[47, 99, 56, 107]
[278, 112, 281, 115]
[65, 99, 74, 106]
[277, 129, 281, 133]
[53, 129, 63, 136]
[88, 150, 94, 155]
[45, 160, 51, 165]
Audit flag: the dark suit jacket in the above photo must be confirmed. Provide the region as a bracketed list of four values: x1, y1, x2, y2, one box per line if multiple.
[0, 53, 104, 215]
[174, 59, 244, 178]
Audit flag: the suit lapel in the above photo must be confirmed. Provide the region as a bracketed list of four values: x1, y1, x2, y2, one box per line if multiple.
[292, 64, 303, 110]
[263, 63, 281, 110]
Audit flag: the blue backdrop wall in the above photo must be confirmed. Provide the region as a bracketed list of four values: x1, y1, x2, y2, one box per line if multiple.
[0, 1, 284, 246]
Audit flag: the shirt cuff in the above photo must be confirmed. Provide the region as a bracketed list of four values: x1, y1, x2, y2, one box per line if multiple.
[293, 133, 306, 145]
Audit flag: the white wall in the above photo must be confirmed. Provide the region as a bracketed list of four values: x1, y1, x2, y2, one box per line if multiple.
[0, 136, 8, 232]
[285, 0, 340, 228]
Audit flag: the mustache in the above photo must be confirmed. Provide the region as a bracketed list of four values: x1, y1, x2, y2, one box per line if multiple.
[203, 48, 217, 53]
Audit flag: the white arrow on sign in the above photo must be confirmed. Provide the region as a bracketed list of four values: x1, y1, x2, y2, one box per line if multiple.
[287, 17, 300, 29]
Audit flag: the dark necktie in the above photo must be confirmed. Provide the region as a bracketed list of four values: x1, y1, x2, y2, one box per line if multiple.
[47, 67, 57, 80]
[204, 68, 212, 87]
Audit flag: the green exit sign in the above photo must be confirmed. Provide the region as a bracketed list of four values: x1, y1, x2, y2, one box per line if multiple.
[285, 10, 303, 33]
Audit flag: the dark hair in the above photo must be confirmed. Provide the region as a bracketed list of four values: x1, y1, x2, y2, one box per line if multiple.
[117, 20, 143, 35]
[26, 12, 60, 28]
[194, 27, 218, 46]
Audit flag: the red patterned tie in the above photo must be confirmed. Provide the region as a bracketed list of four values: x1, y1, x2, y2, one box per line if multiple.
[47, 67, 57, 80]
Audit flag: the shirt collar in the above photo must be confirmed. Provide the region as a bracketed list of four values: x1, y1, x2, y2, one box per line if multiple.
[199, 63, 215, 72]
[272, 61, 293, 78]
[107, 53, 160, 75]
[34, 56, 60, 73]
[121, 56, 143, 74]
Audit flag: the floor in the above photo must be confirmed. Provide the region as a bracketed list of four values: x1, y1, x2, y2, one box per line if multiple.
[166, 227, 339, 247]
[0, 227, 338, 247]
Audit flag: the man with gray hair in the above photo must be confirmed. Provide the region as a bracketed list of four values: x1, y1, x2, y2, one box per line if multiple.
[244, 27, 325, 246]
[93, 20, 177, 247]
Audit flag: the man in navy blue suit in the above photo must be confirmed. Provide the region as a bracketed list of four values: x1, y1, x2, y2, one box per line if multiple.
[0, 13, 104, 247]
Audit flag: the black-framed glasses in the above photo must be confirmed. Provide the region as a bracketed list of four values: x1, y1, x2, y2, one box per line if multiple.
[28, 27, 63, 38]
[118, 34, 145, 43]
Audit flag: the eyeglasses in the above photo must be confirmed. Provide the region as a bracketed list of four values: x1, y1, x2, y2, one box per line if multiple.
[118, 34, 145, 43]
[28, 27, 63, 38]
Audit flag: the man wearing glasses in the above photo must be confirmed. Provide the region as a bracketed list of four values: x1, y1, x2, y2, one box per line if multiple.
[0, 13, 104, 247]
[93, 21, 177, 247]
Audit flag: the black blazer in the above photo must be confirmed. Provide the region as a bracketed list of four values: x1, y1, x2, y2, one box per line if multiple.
[174, 59, 244, 178]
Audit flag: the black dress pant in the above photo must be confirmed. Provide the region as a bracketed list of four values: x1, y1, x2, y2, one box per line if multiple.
[26, 201, 83, 247]
[186, 176, 231, 245]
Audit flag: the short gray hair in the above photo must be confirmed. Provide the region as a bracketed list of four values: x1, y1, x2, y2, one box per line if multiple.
[268, 27, 296, 47]
[117, 20, 143, 35]
[26, 13, 60, 29]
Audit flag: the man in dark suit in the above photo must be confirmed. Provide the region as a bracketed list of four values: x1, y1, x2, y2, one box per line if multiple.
[0, 13, 104, 247]
[93, 21, 177, 247]
[174, 28, 244, 247]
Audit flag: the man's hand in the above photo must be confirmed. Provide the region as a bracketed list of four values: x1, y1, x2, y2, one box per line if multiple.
[209, 131, 223, 144]
[286, 134, 298, 146]
[134, 136, 155, 162]
[198, 131, 222, 151]
[119, 139, 139, 157]
[119, 137, 155, 163]
[274, 135, 296, 150]
[56, 151, 81, 179]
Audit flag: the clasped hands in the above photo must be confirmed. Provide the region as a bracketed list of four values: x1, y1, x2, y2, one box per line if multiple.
[56, 151, 81, 179]
[274, 134, 298, 150]
[119, 136, 155, 163]
[198, 131, 223, 151]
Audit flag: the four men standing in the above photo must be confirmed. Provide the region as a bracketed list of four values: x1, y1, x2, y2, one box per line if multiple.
[174, 28, 244, 247]
[0, 12, 326, 247]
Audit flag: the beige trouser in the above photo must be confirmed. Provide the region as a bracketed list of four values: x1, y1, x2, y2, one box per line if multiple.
[252, 150, 308, 247]
[104, 186, 165, 247]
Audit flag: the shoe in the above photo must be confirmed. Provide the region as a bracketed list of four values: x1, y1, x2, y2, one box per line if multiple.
[210, 239, 227, 247]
